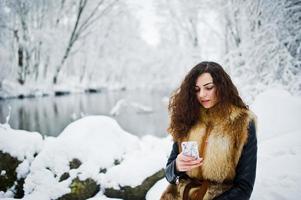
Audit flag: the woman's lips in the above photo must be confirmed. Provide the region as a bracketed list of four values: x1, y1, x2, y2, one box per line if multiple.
[201, 100, 210, 103]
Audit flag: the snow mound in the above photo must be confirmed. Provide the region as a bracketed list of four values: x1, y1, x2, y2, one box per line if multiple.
[251, 88, 301, 141]
[22, 115, 171, 199]
[0, 124, 43, 161]
[0, 124, 43, 198]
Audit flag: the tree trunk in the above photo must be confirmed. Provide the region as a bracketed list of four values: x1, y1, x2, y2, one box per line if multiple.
[52, 0, 87, 84]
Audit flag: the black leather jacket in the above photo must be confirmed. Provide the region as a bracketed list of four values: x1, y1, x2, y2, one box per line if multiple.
[165, 121, 257, 200]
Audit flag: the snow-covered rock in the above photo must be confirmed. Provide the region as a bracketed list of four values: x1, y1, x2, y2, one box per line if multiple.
[0, 124, 43, 198]
[18, 115, 171, 199]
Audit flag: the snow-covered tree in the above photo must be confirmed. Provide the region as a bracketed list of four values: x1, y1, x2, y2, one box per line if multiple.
[222, 0, 301, 100]
[0, 0, 120, 86]
[52, 0, 119, 84]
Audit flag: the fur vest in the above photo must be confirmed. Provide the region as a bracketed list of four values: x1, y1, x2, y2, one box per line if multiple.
[161, 104, 257, 200]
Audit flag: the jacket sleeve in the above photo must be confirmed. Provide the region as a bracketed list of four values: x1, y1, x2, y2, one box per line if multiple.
[213, 120, 257, 200]
[165, 142, 187, 184]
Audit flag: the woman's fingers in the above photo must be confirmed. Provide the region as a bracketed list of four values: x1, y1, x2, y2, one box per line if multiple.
[181, 158, 202, 167]
[178, 162, 203, 172]
[182, 162, 203, 171]
[179, 154, 196, 161]
[176, 153, 203, 172]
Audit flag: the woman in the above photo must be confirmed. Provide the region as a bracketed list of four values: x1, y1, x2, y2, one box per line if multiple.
[160, 61, 257, 200]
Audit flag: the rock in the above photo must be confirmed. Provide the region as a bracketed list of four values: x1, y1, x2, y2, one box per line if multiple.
[58, 158, 81, 182]
[84, 88, 101, 93]
[113, 159, 122, 166]
[99, 168, 107, 174]
[0, 125, 43, 198]
[57, 177, 100, 200]
[104, 169, 165, 200]
[69, 158, 82, 169]
[55, 91, 71, 96]
[0, 151, 21, 194]
[14, 178, 25, 198]
[59, 172, 70, 182]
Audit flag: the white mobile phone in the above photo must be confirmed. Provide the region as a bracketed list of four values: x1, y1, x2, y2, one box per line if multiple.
[181, 141, 200, 159]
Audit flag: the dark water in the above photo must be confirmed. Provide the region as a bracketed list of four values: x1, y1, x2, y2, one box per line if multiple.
[0, 90, 171, 138]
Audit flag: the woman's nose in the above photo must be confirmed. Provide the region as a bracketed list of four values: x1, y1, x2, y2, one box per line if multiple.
[199, 89, 206, 98]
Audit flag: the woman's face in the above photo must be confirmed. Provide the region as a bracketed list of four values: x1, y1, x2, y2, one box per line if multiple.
[195, 73, 219, 109]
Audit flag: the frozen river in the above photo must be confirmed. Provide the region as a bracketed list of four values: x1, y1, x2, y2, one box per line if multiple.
[0, 90, 170, 138]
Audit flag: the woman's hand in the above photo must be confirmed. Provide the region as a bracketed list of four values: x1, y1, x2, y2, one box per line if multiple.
[176, 153, 203, 172]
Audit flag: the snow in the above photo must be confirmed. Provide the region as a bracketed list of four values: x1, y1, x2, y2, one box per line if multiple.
[110, 99, 127, 116]
[252, 129, 301, 200]
[0, 80, 51, 99]
[250, 89, 301, 200]
[0, 124, 44, 199]
[0, 124, 43, 161]
[251, 88, 301, 141]
[130, 102, 153, 114]
[110, 99, 153, 116]
[126, 0, 162, 46]
[0, 88, 301, 199]
[22, 116, 139, 199]
[103, 135, 170, 188]
[146, 178, 169, 200]
[0, 115, 171, 199]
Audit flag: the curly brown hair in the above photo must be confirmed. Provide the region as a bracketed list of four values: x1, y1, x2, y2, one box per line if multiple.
[167, 61, 248, 139]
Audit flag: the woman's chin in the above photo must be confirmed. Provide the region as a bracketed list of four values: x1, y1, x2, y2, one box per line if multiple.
[201, 102, 212, 109]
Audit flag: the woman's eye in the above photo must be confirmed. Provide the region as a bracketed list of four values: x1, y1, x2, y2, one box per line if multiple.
[206, 87, 213, 90]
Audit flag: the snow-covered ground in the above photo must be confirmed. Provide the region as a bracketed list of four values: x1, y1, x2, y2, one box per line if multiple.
[1, 88, 301, 199]
[251, 89, 301, 200]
